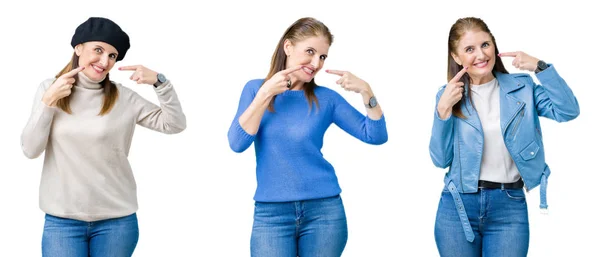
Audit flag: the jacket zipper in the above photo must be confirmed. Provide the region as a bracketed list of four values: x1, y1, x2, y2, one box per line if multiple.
[503, 103, 529, 191]
[509, 109, 525, 139]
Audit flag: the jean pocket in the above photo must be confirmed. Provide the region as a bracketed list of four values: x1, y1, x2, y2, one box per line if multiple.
[504, 189, 526, 200]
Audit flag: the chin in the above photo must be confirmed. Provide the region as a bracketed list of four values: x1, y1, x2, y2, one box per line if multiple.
[85, 71, 106, 82]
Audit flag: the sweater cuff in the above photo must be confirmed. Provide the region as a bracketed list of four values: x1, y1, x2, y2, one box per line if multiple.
[234, 118, 256, 142]
[366, 113, 386, 126]
[153, 80, 171, 91]
[35, 101, 57, 129]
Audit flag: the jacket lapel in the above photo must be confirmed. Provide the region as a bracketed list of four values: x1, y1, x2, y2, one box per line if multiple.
[459, 83, 483, 134]
[496, 72, 525, 135]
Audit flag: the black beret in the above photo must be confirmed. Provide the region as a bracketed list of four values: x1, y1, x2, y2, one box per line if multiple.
[71, 17, 130, 61]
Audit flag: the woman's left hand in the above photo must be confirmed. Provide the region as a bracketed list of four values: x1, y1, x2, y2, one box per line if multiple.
[326, 69, 372, 95]
[119, 65, 159, 85]
[498, 51, 540, 72]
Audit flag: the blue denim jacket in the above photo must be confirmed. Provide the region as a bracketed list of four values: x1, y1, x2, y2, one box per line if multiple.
[429, 64, 579, 241]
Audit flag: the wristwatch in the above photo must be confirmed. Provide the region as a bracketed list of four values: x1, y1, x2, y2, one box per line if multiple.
[365, 96, 378, 109]
[154, 73, 167, 87]
[535, 60, 548, 74]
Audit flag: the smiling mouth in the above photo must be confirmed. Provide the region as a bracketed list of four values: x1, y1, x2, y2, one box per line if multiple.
[302, 66, 315, 75]
[91, 64, 105, 73]
[473, 60, 488, 68]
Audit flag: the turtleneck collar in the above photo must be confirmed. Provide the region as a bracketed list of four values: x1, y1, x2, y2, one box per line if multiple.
[77, 72, 104, 89]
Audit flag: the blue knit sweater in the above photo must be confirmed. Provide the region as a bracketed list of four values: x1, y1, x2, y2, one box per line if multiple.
[228, 79, 388, 202]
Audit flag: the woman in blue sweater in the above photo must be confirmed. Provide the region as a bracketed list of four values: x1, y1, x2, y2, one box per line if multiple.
[227, 17, 388, 256]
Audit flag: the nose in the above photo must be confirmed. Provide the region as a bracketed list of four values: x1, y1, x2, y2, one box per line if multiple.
[475, 48, 485, 60]
[99, 54, 109, 67]
[310, 56, 321, 70]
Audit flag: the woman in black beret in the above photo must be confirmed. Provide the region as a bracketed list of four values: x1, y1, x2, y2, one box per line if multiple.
[20, 17, 187, 257]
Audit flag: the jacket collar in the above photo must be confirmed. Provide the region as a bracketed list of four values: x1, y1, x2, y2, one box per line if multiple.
[495, 71, 525, 93]
[458, 72, 525, 134]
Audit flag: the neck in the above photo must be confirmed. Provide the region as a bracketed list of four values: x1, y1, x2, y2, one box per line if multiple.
[470, 73, 495, 86]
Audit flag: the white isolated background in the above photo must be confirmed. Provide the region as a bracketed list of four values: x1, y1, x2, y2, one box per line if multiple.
[1, 0, 598, 256]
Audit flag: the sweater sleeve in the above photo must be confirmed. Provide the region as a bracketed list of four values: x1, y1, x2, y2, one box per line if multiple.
[331, 92, 388, 145]
[227, 80, 258, 153]
[21, 80, 57, 159]
[132, 81, 187, 134]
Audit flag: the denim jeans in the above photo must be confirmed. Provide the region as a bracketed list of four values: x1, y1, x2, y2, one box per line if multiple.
[434, 187, 530, 257]
[42, 213, 139, 257]
[251, 195, 348, 257]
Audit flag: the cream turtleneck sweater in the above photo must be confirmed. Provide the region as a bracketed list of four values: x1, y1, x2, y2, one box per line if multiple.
[21, 72, 186, 221]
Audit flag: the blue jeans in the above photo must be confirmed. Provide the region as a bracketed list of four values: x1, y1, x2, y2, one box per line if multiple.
[42, 213, 139, 257]
[434, 188, 530, 257]
[251, 195, 348, 257]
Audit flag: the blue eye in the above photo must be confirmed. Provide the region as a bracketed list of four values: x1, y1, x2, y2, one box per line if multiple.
[482, 42, 490, 48]
[466, 47, 473, 53]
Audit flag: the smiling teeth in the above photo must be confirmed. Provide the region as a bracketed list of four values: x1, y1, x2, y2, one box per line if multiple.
[303, 67, 314, 74]
[91, 65, 104, 71]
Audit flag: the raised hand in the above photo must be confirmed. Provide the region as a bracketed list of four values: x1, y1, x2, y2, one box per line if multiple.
[259, 65, 303, 97]
[325, 69, 371, 94]
[118, 65, 159, 85]
[498, 51, 540, 72]
[42, 66, 85, 107]
[437, 66, 468, 119]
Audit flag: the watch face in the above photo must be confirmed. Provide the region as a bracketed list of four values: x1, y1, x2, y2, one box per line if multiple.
[538, 61, 548, 70]
[158, 73, 166, 83]
[369, 97, 377, 107]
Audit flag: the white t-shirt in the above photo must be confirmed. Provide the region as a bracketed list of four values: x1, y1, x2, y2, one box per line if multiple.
[470, 78, 521, 183]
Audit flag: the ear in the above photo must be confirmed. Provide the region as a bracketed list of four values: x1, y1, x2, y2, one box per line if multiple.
[451, 52, 462, 66]
[283, 39, 293, 56]
[74, 44, 83, 56]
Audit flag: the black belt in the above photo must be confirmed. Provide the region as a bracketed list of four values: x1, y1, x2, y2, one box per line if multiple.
[478, 179, 524, 189]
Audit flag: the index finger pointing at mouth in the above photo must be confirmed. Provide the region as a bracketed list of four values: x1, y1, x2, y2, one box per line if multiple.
[498, 52, 518, 57]
[325, 69, 346, 76]
[118, 65, 141, 71]
[61, 66, 85, 78]
[450, 66, 468, 83]
[281, 65, 304, 75]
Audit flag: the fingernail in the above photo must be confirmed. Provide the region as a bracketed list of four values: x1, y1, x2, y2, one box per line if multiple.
[465, 67, 468, 70]
[497, 53, 501, 56]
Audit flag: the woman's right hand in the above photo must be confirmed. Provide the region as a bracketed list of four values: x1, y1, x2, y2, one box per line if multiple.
[258, 65, 303, 98]
[42, 66, 85, 107]
[437, 67, 468, 119]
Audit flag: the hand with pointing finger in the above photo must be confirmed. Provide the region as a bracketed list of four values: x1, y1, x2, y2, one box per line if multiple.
[437, 66, 468, 119]
[498, 51, 540, 72]
[259, 65, 303, 97]
[118, 65, 159, 85]
[325, 70, 371, 95]
[42, 66, 85, 107]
